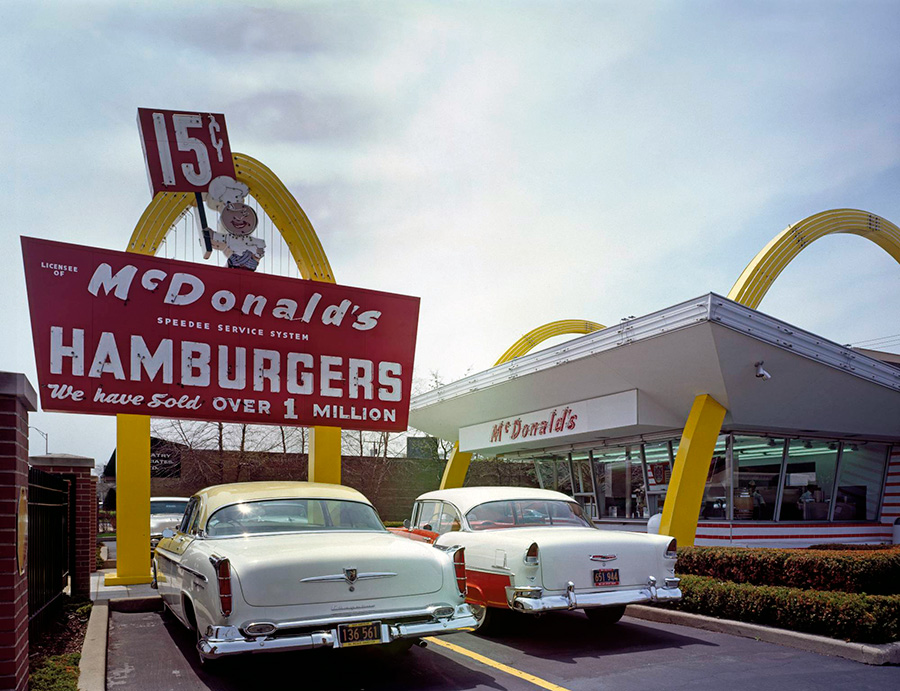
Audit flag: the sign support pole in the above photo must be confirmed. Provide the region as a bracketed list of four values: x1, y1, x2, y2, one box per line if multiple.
[105, 414, 151, 585]
[194, 192, 214, 259]
[309, 426, 342, 485]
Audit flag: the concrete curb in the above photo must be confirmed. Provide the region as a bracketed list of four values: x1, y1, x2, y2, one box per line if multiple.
[625, 605, 900, 666]
[78, 601, 108, 691]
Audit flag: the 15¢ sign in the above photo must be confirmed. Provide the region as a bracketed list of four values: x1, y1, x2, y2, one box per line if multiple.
[137, 108, 236, 196]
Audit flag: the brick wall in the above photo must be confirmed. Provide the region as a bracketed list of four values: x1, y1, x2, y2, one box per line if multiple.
[29, 456, 96, 598]
[0, 373, 37, 691]
[146, 447, 540, 522]
[90, 477, 98, 573]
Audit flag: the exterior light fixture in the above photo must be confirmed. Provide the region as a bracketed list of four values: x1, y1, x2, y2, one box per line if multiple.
[754, 361, 771, 381]
[28, 426, 49, 454]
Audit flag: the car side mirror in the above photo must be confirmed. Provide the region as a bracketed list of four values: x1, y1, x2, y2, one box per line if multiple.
[402, 519, 410, 529]
[162, 528, 175, 539]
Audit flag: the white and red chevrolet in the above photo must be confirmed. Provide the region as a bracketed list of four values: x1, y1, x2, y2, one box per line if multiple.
[392, 486, 681, 630]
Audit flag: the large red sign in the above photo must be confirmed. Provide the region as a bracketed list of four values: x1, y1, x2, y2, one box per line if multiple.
[137, 108, 236, 196]
[21, 238, 420, 431]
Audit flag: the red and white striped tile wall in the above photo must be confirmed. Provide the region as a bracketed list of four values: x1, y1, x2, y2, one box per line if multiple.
[880, 446, 900, 525]
[694, 521, 891, 548]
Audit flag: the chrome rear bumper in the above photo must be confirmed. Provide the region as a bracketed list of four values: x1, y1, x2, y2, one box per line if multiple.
[197, 604, 478, 659]
[506, 577, 681, 613]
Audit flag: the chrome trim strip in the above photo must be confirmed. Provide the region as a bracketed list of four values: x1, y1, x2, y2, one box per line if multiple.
[154, 551, 208, 583]
[509, 586, 682, 613]
[300, 572, 397, 583]
[271, 604, 456, 630]
[179, 564, 208, 583]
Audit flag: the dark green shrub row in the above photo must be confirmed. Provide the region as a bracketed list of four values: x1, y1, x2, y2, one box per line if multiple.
[676, 546, 900, 595]
[672, 574, 900, 643]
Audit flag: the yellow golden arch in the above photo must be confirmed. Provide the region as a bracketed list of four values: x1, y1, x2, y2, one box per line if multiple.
[108, 152, 341, 585]
[728, 208, 900, 308]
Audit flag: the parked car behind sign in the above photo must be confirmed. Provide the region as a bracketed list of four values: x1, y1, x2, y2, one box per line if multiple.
[150, 497, 189, 552]
[392, 487, 681, 629]
[153, 482, 477, 663]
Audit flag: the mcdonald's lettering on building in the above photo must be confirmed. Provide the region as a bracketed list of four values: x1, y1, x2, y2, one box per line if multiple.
[21, 237, 420, 431]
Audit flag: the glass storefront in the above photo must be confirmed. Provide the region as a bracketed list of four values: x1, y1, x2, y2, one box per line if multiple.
[780, 439, 838, 521]
[592, 446, 646, 518]
[528, 433, 891, 523]
[642, 441, 673, 516]
[834, 442, 890, 521]
[733, 435, 784, 520]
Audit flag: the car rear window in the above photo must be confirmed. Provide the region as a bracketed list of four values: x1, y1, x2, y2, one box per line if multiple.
[206, 498, 385, 537]
[150, 500, 189, 515]
[466, 500, 593, 530]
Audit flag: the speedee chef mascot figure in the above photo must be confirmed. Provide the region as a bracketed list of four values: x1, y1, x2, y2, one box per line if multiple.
[201, 175, 266, 271]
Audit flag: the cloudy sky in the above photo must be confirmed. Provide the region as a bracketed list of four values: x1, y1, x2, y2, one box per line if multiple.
[4, 1, 899, 469]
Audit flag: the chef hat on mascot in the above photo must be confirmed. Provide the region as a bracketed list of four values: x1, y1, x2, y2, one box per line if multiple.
[206, 175, 249, 212]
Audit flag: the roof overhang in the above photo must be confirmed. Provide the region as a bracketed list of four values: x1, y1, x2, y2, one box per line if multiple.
[410, 294, 900, 454]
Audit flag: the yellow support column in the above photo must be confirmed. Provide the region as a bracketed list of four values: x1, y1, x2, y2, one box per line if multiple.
[439, 442, 473, 490]
[309, 426, 342, 484]
[659, 394, 727, 547]
[105, 414, 151, 585]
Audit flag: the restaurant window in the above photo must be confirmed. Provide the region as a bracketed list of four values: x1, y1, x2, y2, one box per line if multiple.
[703, 436, 729, 519]
[732, 435, 784, 520]
[779, 439, 838, 521]
[834, 442, 888, 521]
[642, 441, 672, 516]
[593, 446, 645, 518]
[533, 457, 565, 492]
[670, 435, 728, 520]
[571, 452, 600, 519]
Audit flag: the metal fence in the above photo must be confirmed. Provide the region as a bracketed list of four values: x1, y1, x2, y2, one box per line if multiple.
[27, 466, 70, 637]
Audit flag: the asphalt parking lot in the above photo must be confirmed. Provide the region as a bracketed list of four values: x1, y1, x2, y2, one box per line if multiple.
[106, 607, 899, 691]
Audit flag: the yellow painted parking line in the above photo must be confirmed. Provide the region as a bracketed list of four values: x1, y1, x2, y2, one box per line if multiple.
[424, 637, 572, 691]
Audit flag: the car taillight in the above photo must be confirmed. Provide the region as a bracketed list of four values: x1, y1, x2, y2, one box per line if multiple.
[665, 538, 677, 559]
[453, 547, 466, 596]
[524, 542, 540, 566]
[211, 556, 233, 616]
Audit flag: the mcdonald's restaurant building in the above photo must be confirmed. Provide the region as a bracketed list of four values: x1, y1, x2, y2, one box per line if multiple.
[409, 293, 900, 547]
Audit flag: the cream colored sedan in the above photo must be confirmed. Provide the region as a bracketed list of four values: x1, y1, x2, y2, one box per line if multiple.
[153, 481, 477, 663]
[393, 487, 681, 630]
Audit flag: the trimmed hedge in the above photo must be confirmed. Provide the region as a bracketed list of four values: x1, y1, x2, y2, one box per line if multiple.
[673, 574, 900, 643]
[807, 543, 898, 551]
[676, 546, 900, 595]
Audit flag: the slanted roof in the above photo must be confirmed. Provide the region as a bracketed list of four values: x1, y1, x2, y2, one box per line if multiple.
[410, 294, 900, 454]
